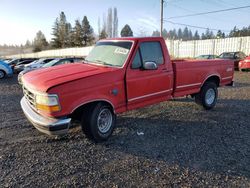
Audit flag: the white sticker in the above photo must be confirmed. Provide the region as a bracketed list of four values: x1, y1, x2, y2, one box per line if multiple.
[114, 48, 129, 55]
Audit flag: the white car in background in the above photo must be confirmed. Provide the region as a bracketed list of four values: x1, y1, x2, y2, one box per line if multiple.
[24, 58, 54, 69]
[18, 57, 84, 84]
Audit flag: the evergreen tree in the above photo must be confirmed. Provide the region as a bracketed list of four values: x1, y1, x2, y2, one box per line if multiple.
[177, 28, 183, 39]
[72, 20, 84, 46]
[65, 23, 72, 47]
[188, 29, 193, 40]
[229, 26, 238, 37]
[194, 30, 200, 40]
[120, 24, 133, 37]
[33, 31, 48, 52]
[152, 30, 160, 37]
[82, 16, 95, 46]
[162, 29, 168, 39]
[183, 27, 189, 40]
[51, 18, 60, 48]
[51, 12, 71, 48]
[216, 30, 224, 38]
[201, 33, 206, 40]
[99, 29, 108, 39]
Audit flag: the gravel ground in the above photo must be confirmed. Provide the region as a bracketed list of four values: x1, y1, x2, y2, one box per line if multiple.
[0, 72, 250, 187]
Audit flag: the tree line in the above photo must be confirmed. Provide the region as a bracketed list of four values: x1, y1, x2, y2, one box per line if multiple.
[32, 9, 134, 52]
[152, 25, 250, 41]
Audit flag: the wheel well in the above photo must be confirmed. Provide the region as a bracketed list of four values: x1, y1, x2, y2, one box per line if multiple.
[70, 101, 114, 121]
[204, 76, 220, 87]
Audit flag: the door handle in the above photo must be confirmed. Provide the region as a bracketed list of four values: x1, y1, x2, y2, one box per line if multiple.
[162, 69, 168, 72]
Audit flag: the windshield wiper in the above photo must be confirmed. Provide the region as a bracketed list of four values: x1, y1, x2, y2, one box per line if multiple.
[93, 60, 114, 67]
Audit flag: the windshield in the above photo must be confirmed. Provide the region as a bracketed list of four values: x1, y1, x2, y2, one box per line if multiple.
[85, 41, 133, 67]
[7, 59, 18, 65]
[42, 59, 60, 68]
[219, 52, 234, 59]
[197, 55, 209, 59]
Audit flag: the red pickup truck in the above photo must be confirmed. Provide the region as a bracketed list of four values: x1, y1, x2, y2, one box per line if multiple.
[21, 37, 234, 142]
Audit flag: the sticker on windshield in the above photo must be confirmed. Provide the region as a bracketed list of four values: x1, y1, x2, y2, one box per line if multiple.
[114, 48, 129, 55]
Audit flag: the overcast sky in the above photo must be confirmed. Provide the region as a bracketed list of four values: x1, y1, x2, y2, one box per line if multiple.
[0, 0, 249, 45]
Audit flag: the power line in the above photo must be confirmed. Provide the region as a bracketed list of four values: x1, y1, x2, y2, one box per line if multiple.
[166, 5, 250, 19]
[164, 20, 231, 32]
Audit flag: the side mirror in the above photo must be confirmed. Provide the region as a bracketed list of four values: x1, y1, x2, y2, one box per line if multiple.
[143, 61, 158, 70]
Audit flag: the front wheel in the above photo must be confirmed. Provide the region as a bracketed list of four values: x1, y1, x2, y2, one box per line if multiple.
[81, 103, 116, 142]
[0, 70, 5, 79]
[195, 82, 218, 110]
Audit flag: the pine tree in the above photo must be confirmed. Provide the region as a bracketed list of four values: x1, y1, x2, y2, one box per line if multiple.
[120, 24, 133, 37]
[82, 16, 95, 46]
[65, 23, 72, 47]
[51, 12, 71, 48]
[183, 27, 189, 41]
[194, 30, 200, 40]
[72, 20, 84, 46]
[177, 28, 183, 39]
[188, 29, 193, 40]
[152, 30, 160, 37]
[99, 29, 108, 39]
[216, 30, 224, 38]
[51, 18, 60, 48]
[33, 31, 48, 52]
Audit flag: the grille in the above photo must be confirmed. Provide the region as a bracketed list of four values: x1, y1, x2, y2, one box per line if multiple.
[23, 86, 36, 110]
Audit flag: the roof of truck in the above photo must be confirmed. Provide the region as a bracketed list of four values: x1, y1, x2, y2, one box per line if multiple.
[99, 36, 164, 42]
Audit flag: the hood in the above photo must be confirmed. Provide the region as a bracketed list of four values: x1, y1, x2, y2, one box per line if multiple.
[22, 63, 116, 92]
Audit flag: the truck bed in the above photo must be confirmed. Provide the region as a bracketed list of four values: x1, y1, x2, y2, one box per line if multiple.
[172, 59, 234, 97]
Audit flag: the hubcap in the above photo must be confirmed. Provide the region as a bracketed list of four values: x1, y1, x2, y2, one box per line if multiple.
[97, 108, 112, 134]
[0, 71, 4, 79]
[205, 88, 215, 105]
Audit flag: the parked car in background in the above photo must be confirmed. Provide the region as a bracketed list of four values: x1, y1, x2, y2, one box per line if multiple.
[218, 51, 246, 70]
[239, 55, 250, 71]
[196, 54, 218, 59]
[8, 58, 37, 70]
[14, 59, 38, 73]
[42, 57, 84, 68]
[0, 60, 13, 79]
[24, 58, 54, 69]
[18, 57, 84, 84]
[3, 58, 12, 63]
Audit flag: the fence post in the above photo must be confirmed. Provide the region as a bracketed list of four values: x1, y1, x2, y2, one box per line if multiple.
[193, 40, 196, 58]
[239, 37, 243, 51]
[212, 39, 215, 55]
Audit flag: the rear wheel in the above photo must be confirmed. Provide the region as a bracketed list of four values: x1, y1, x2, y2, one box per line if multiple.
[0, 70, 5, 79]
[81, 103, 116, 142]
[195, 82, 218, 110]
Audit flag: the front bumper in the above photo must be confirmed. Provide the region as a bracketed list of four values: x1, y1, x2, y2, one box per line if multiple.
[21, 97, 71, 135]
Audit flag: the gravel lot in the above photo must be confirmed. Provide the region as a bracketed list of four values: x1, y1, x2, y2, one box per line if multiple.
[0, 72, 250, 187]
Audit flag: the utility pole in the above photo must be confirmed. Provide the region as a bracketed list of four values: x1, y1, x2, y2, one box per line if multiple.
[160, 0, 164, 36]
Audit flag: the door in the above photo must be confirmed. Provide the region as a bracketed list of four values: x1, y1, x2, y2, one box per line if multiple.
[126, 41, 173, 110]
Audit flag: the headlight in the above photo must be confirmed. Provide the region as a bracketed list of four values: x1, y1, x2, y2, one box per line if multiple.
[35, 94, 61, 113]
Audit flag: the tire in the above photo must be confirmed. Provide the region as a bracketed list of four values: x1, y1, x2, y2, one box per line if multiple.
[0, 70, 5, 79]
[81, 103, 116, 142]
[195, 82, 218, 110]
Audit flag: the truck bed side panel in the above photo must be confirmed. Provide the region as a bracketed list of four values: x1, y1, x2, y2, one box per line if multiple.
[172, 59, 234, 97]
